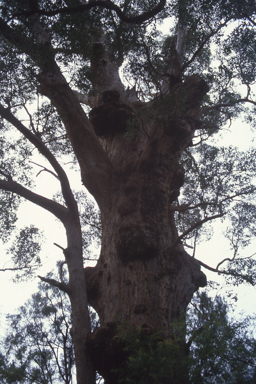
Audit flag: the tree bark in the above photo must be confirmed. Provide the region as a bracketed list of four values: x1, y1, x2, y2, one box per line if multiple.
[84, 75, 208, 382]
[64, 219, 95, 384]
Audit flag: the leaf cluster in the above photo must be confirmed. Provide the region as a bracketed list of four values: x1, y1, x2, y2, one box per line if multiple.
[7, 225, 43, 282]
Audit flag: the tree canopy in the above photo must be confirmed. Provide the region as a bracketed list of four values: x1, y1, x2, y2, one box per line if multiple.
[0, 0, 256, 383]
[0, 280, 75, 384]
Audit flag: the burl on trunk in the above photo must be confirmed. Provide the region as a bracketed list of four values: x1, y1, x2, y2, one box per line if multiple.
[85, 75, 208, 381]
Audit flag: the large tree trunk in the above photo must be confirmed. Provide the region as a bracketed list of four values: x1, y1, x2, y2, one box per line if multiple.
[85, 76, 208, 383]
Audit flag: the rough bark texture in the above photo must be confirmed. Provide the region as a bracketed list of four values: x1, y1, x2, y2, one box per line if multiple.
[84, 76, 208, 382]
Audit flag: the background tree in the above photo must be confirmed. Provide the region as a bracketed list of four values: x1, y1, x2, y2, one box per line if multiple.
[0, 280, 75, 384]
[2, 284, 255, 384]
[187, 291, 256, 384]
[0, 0, 256, 383]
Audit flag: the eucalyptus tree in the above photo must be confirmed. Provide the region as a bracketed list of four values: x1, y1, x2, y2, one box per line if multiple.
[187, 291, 256, 384]
[1, 280, 75, 384]
[0, 0, 256, 383]
[2, 287, 256, 384]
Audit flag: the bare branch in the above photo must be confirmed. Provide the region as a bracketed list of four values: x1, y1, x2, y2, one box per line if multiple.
[172, 211, 224, 251]
[38, 275, 70, 295]
[54, 242, 65, 251]
[0, 104, 82, 219]
[196, 258, 254, 285]
[0, 168, 12, 181]
[29, 160, 59, 180]
[0, 178, 68, 222]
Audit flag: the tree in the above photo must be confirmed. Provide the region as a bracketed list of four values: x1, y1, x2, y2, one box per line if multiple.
[187, 291, 256, 384]
[112, 290, 256, 384]
[2, 284, 256, 384]
[0, 279, 75, 384]
[0, 0, 256, 383]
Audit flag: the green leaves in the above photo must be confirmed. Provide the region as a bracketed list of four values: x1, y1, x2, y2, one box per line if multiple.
[114, 324, 188, 384]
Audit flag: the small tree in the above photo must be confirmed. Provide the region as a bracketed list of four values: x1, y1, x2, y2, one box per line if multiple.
[187, 292, 256, 383]
[1, 280, 75, 384]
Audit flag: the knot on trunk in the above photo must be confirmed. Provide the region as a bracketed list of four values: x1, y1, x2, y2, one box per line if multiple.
[89, 90, 135, 137]
[161, 75, 209, 144]
[182, 74, 209, 108]
[117, 221, 159, 262]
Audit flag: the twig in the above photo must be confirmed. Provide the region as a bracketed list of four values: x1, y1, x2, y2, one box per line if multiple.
[30, 160, 59, 180]
[54, 242, 65, 251]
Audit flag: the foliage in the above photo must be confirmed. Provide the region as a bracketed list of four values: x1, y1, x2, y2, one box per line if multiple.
[110, 291, 256, 384]
[113, 323, 188, 384]
[7, 225, 43, 282]
[1, 282, 256, 384]
[0, 279, 74, 384]
[187, 291, 256, 383]
[177, 144, 256, 250]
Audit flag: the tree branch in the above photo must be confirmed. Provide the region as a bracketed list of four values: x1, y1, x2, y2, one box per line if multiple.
[172, 211, 224, 250]
[247, 15, 256, 26]
[0, 178, 68, 222]
[195, 258, 254, 284]
[38, 275, 70, 295]
[0, 18, 115, 208]
[13, 0, 167, 25]
[181, 20, 230, 72]
[201, 98, 256, 116]
[30, 160, 60, 180]
[0, 265, 37, 272]
[171, 187, 256, 212]
[0, 103, 78, 215]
